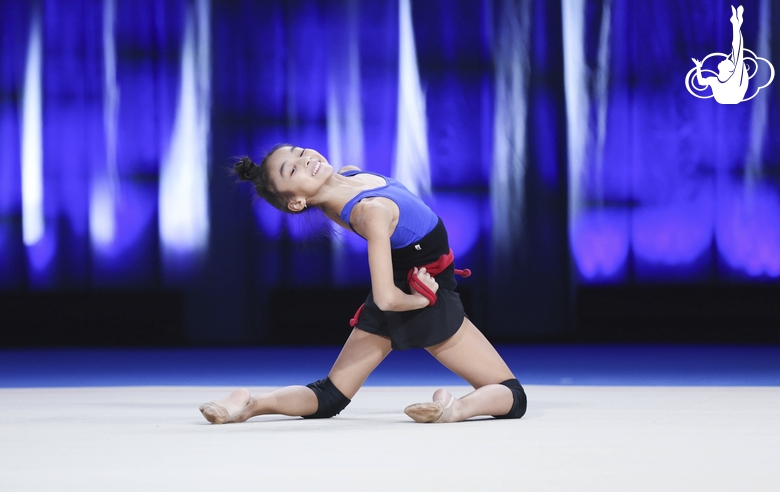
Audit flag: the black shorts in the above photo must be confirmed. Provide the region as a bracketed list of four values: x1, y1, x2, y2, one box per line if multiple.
[354, 218, 465, 351]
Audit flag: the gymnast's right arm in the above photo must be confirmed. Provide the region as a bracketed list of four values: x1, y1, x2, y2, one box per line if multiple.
[354, 201, 436, 312]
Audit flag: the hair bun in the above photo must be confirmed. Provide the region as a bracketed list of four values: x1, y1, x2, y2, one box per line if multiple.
[234, 156, 257, 181]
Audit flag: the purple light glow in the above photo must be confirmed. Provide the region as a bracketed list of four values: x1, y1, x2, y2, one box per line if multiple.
[92, 184, 157, 261]
[343, 228, 368, 254]
[429, 192, 483, 258]
[253, 200, 283, 239]
[26, 231, 56, 286]
[632, 190, 714, 265]
[571, 209, 629, 280]
[717, 181, 780, 277]
[285, 211, 331, 242]
[91, 183, 159, 286]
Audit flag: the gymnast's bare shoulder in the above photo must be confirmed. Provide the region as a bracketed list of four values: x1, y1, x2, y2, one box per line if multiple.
[338, 165, 361, 175]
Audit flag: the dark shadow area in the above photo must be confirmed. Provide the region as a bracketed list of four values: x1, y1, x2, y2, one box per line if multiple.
[3, 284, 779, 347]
[575, 284, 780, 344]
[1, 291, 185, 347]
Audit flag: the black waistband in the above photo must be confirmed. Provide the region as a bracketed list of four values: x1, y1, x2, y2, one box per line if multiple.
[390, 218, 455, 288]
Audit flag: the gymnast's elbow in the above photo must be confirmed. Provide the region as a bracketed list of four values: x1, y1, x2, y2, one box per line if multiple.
[373, 293, 395, 312]
[373, 287, 407, 312]
[374, 288, 426, 312]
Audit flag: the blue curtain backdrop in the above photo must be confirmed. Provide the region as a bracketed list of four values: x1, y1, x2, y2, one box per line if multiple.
[0, 0, 777, 344]
[565, 0, 780, 283]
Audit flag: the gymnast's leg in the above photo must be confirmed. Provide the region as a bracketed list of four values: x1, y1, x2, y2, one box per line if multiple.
[405, 317, 525, 423]
[199, 328, 392, 424]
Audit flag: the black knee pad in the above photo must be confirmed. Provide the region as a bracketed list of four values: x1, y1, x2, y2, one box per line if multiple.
[493, 378, 527, 419]
[302, 377, 351, 419]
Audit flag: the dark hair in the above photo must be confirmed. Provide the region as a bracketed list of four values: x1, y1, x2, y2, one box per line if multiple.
[234, 143, 304, 214]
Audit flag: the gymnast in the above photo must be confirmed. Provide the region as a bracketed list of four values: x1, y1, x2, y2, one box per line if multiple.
[691, 5, 748, 104]
[199, 144, 527, 424]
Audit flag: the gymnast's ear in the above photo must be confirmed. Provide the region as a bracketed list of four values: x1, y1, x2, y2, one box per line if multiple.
[288, 198, 306, 212]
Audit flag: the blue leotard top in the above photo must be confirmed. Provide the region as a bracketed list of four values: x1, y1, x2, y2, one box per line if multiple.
[338, 170, 439, 249]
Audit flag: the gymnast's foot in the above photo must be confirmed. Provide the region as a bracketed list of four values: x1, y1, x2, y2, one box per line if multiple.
[404, 389, 458, 423]
[199, 388, 251, 424]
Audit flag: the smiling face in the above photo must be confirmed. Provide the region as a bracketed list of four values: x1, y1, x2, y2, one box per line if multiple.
[265, 145, 334, 212]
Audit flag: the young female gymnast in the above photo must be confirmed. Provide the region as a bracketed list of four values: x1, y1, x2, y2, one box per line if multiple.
[199, 144, 527, 424]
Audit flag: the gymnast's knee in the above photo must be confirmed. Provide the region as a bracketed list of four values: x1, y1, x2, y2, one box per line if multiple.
[302, 377, 351, 419]
[493, 378, 527, 420]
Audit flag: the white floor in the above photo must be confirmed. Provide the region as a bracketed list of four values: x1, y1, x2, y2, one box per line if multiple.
[1, 385, 779, 491]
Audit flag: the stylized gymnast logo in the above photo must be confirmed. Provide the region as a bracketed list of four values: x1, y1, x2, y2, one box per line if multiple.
[685, 5, 774, 104]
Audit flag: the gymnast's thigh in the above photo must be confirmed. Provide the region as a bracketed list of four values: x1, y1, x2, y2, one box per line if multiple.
[327, 327, 392, 399]
[425, 317, 515, 389]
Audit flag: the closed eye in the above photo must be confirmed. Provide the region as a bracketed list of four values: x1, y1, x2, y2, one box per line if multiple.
[300, 148, 306, 157]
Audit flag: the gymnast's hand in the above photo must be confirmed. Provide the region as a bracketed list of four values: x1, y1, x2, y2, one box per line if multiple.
[411, 267, 439, 297]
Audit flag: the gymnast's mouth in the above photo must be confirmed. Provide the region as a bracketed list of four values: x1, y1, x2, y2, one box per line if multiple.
[312, 161, 322, 176]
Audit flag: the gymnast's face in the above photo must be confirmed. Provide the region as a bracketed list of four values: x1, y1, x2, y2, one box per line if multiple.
[266, 145, 333, 212]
